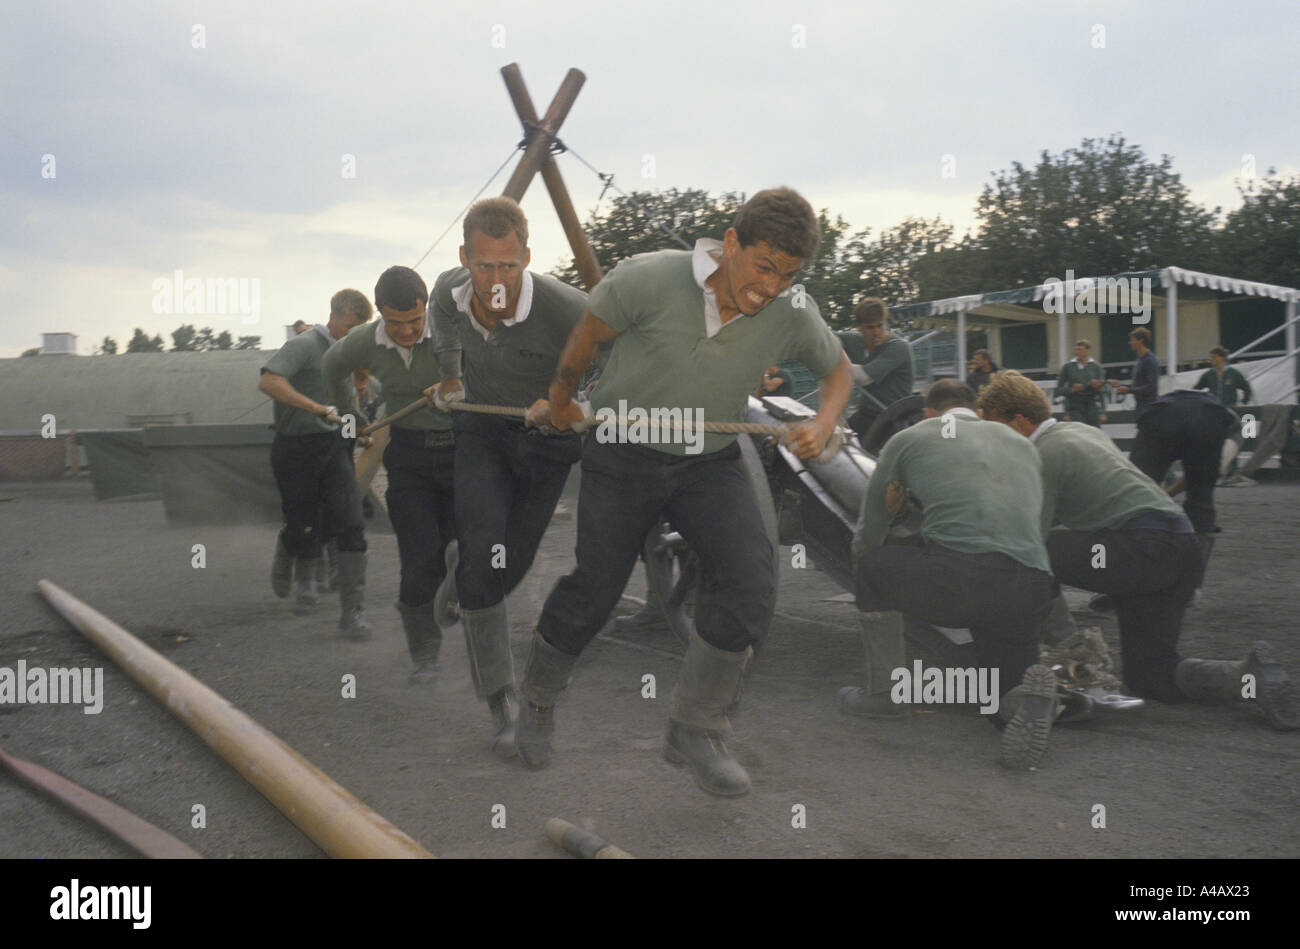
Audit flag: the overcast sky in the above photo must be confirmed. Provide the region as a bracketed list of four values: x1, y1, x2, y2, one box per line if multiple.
[2, 0, 1296, 356]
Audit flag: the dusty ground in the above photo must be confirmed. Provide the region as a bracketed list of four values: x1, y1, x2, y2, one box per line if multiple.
[0, 474, 1297, 860]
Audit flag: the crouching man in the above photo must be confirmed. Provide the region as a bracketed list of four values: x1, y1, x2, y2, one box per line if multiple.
[979, 370, 1297, 730]
[839, 379, 1059, 769]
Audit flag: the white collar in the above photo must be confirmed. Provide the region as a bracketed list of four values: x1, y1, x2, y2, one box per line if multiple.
[942, 407, 978, 420]
[312, 323, 333, 344]
[1029, 417, 1058, 443]
[374, 313, 431, 369]
[692, 239, 725, 338]
[453, 270, 535, 340]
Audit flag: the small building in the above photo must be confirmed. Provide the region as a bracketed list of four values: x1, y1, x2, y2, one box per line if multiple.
[891, 267, 1299, 402]
[40, 332, 78, 355]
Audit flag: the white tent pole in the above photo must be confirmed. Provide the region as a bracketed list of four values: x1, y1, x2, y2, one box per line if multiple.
[1287, 295, 1298, 394]
[1165, 278, 1179, 391]
[957, 308, 967, 379]
[1057, 308, 1067, 370]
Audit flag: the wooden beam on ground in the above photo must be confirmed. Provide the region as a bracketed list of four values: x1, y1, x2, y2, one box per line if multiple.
[36, 580, 434, 859]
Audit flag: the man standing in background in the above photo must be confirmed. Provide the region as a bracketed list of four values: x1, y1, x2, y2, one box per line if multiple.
[1055, 339, 1107, 427]
[839, 298, 914, 443]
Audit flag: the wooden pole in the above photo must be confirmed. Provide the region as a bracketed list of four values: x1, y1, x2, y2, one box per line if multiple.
[545, 817, 634, 859]
[500, 66, 586, 203]
[500, 64, 604, 290]
[36, 580, 434, 859]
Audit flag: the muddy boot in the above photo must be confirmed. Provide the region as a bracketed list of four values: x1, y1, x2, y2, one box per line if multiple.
[433, 541, 460, 629]
[294, 558, 320, 611]
[271, 537, 293, 599]
[838, 611, 908, 720]
[1000, 665, 1059, 770]
[663, 632, 751, 797]
[462, 602, 517, 759]
[397, 600, 442, 685]
[1175, 641, 1299, 731]
[1041, 591, 1077, 645]
[516, 631, 579, 770]
[336, 550, 371, 640]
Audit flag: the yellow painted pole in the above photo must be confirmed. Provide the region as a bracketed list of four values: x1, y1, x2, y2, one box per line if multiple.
[36, 580, 434, 859]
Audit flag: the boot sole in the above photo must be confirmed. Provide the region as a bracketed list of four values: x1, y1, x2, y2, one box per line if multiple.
[1248, 641, 1300, 731]
[1000, 666, 1058, 770]
[662, 743, 751, 798]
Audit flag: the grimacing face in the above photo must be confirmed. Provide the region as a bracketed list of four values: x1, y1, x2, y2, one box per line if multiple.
[720, 229, 803, 317]
[460, 229, 530, 319]
[380, 302, 427, 348]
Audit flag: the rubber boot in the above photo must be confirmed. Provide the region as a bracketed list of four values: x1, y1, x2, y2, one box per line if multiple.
[271, 537, 293, 599]
[516, 631, 579, 770]
[396, 600, 442, 685]
[1174, 641, 1299, 731]
[999, 664, 1059, 770]
[324, 540, 340, 592]
[433, 541, 460, 629]
[462, 602, 518, 759]
[663, 632, 752, 797]
[838, 611, 908, 719]
[294, 558, 320, 611]
[336, 550, 371, 640]
[1041, 591, 1077, 645]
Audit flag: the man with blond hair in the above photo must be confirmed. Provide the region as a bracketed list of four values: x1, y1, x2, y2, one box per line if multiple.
[425, 197, 590, 758]
[979, 370, 1296, 729]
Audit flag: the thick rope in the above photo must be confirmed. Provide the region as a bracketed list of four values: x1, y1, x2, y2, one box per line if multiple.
[361, 396, 844, 440]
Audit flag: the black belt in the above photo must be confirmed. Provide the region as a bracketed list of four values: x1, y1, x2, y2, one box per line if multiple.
[1121, 510, 1194, 533]
[390, 428, 456, 449]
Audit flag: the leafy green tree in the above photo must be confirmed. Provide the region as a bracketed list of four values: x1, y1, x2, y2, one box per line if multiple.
[235, 335, 261, 350]
[21, 347, 41, 357]
[171, 324, 198, 351]
[213, 330, 234, 350]
[126, 328, 165, 353]
[98, 336, 118, 355]
[971, 135, 1219, 288]
[1215, 171, 1300, 288]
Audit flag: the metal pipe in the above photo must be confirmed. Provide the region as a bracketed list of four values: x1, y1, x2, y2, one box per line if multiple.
[545, 817, 634, 859]
[36, 580, 434, 859]
[1228, 309, 1300, 361]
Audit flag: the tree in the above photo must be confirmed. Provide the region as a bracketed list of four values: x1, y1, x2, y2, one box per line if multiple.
[971, 135, 1220, 288]
[171, 324, 199, 351]
[97, 336, 118, 355]
[21, 347, 41, 357]
[235, 336, 261, 350]
[1215, 171, 1300, 289]
[126, 328, 165, 353]
[213, 330, 234, 350]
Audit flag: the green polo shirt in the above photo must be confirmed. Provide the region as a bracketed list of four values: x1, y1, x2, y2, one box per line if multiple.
[1055, 359, 1107, 413]
[853, 411, 1050, 573]
[588, 249, 843, 456]
[261, 327, 337, 436]
[320, 321, 452, 432]
[431, 268, 589, 408]
[1194, 366, 1252, 407]
[1033, 421, 1183, 536]
[839, 330, 914, 407]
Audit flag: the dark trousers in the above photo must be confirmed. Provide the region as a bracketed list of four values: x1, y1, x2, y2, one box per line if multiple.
[384, 429, 457, 607]
[1130, 399, 1233, 533]
[848, 404, 881, 441]
[539, 436, 774, 656]
[1046, 522, 1202, 703]
[270, 431, 365, 558]
[855, 543, 1054, 695]
[452, 413, 582, 611]
[1063, 398, 1103, 428]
